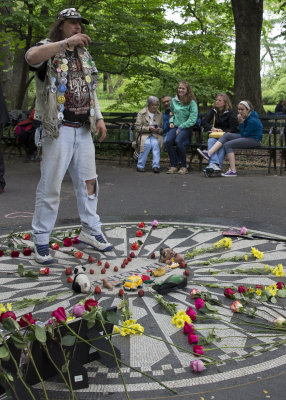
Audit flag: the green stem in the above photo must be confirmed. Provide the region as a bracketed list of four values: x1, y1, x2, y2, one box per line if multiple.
[26, 346, 49, 400]
[2, 339, 36, 400]
[100, 321, 130, 400]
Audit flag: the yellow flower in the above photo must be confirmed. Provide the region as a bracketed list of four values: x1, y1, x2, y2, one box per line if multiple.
[251, 247, 263, 260]
[214, 238, 232, 249]
[175, 318, 185, 329]
[113, 325, 121, 334]
[264, 265, 269, 271]
[244, 255, 248, 261]
[256, 289, 262, 296]
[171, 315, 178, 325]
[248, 287, 254, 293]
[0, 304, 6, 315]
[6, 303, 12, 311]
[66, 316, 76, 322]
[177, 309, 186, 318]
[121, 328, 130, 336]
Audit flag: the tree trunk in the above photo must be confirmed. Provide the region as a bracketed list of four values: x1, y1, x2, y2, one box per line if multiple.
[231, 0, 263, 113]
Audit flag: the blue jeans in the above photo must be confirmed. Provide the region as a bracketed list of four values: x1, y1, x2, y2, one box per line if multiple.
[137, 135, 160, 168]
[165, 127, 192, 168]
[207, 137, 225, 168]
[32, 125, 102, 244]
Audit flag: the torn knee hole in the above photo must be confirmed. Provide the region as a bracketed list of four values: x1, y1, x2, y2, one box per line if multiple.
[86, 178, 97, 196]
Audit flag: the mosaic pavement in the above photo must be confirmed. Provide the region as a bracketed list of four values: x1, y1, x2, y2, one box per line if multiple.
[1, 222, 286, 400]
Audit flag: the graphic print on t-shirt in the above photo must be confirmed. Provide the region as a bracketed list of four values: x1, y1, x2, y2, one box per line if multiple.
[64, 50, 90, 121]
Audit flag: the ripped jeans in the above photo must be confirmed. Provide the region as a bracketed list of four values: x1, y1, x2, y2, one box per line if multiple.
[32, 125, 102, 245]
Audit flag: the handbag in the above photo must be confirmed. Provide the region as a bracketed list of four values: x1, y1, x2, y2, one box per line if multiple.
[132, 129, 142, 161]
[209, 131, 224, 139]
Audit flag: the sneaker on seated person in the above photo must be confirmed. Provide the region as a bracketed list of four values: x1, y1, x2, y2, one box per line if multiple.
[221, 168, 237, 177]
[206, 163, 221, 172]
[197, 149, 210, 161]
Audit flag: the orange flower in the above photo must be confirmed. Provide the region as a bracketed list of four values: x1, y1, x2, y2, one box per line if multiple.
[74, 251, 83, 259]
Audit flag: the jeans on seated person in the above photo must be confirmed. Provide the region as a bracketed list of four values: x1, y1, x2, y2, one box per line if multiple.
[207, 137, 225, 168]
[165, 127, 192, 168]
[137, 135, 160, 169]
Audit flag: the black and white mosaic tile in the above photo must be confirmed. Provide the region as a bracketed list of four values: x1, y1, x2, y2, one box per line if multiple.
[1, 222, 286, 399]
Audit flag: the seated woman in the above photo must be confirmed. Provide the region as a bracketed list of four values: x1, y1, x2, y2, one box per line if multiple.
[202, 93, 238, 175]
[197, 100, 262, 177]
[134, 96, 163, 173]
[165, 81, 198, 175]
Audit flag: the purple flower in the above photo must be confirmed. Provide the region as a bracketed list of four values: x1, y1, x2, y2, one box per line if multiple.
[72, 304, 85, 317]
[194, 298, 205, 310]
[190, 359, 204, 373]
[151, 219, 158, 228]
[240, 226, 247, 235]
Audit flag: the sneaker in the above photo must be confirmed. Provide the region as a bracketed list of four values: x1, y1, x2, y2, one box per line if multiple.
[221, 169, 237, 177]
[34, 244, 54, 265]
[178, 167, 188, 175]
[207, 163, 221, 172]
[78, 231, 114, 252]
[166, 167, 178, 174]
[197, 149, 210, 161]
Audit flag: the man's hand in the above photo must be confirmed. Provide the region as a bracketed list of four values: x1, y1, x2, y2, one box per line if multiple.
[67, 33, 91, 48]
[95, 119, 107, 142]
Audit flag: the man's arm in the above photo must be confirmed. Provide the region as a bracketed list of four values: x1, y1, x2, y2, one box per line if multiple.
[26, 33, 92, 66]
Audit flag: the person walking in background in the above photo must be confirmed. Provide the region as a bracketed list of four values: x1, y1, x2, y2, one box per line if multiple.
[165, 81, 198, 175]
[198, 100, 262, 177]
[25, 8, 113, 264]
[0, 83, 9, 194]
[134, 96, 163, 173]
[202, 93, 238, 175]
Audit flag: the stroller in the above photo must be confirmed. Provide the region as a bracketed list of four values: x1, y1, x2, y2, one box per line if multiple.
[14, 109, 41, 162]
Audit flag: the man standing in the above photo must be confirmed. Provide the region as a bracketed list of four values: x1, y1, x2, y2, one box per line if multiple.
[0, 83, 9, 194]
[25, 8, 113, 264]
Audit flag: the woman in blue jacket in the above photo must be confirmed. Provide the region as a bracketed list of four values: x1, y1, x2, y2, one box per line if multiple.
[197, 100, 262, 177]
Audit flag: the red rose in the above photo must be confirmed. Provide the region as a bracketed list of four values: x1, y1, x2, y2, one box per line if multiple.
[131, 242, 139, 250]
[230, 300, 243, 313]
[23, 248, 33, 256]
[74, 251, 83, 259]
[84, 299, 98, 311]
[193, 345, 204, 356]
[51, 307, 67, 323]
[40, 267, 50, 275]
[238, 285, 246, 293]
[138, 222, 145, 228]
[63, 238, 73, 247]
[22, 233, 31, 240]
[136, 230, 143, 237]
[0, 311, 16, 323]
[11, 251, 20, 258]
[18, 313, 36, 327]
[255, 284, 263, 289]
[224, 288, 235, 299]
[0, 250, 4, 257]
[51, 242, 60, 250]
[277, 282, 285, 290]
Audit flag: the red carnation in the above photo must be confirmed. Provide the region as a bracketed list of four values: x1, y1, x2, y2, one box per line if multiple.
[193, 345, 205, 356]
[131, 242, 139, 250]
[138, 222, 145, 228]
[0, 250, 4, 257]
[238, 285, 246, 293]
[136, 230, 143, 237]
[277, 282, 286, 290]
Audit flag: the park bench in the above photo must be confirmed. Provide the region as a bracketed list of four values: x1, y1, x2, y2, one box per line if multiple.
[94, 111, 137, 165]
[191, 114, 286, 174]
[0, 110, 30, 156]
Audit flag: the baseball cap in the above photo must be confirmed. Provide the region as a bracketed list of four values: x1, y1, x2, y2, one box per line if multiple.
[57, 8, 89, 25]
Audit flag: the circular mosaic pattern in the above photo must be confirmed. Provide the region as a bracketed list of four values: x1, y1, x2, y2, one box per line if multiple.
[1, 222, 286, 399]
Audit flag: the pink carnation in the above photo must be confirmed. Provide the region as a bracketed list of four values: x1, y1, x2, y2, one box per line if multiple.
[194, 298, 205, 310]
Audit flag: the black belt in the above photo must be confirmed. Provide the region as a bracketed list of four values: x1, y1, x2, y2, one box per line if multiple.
[62, 120, 88, 128]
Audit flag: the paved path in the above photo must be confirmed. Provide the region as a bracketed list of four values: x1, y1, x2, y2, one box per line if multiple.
[0, 157, 286, 400]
